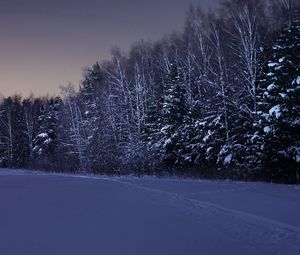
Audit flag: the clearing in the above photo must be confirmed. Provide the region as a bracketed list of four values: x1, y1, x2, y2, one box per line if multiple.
[0, 169, 299, 255]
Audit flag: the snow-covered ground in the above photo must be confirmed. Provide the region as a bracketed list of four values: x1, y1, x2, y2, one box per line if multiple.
[0, 169, 299, 255]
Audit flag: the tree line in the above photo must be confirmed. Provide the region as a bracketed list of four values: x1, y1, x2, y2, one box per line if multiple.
[1, 0, 299, 183]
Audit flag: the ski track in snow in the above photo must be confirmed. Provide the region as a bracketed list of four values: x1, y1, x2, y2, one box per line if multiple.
[29, 170, 300, 254]
[1, 169, 300, 255]
[106, 178, 300, 255]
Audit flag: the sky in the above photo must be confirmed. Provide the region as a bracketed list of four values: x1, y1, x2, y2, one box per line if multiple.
[0, 0, 218, 97]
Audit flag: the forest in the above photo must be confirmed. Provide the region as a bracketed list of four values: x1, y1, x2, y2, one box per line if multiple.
[0, 0, 299, 183]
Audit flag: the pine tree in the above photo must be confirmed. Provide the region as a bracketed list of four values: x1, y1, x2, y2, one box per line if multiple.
[256, 20, 300, 183]
[161, 64, 187, 127]
[33, 97, 61, 169]
[158, 63, 188, 165]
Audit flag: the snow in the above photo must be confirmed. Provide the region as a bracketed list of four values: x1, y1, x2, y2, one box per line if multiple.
[163, 138, 172, 147]
[37, 132, 48, 138]
[279, 93, 288, 99]
[0, 169, 300, 255]
[269, 104, 281, 119]
[294, 147, 300, 163]
[267, 83, 276, 91]
[203, 131, 211, 142]
[223, 154, 232, 165]
[263, 126, 271, 133]
[44, 138, 52, 145]
[296, 76, 300, 85]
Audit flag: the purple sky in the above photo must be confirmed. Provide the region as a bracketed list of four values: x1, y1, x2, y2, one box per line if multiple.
[0, 0, 218, 97]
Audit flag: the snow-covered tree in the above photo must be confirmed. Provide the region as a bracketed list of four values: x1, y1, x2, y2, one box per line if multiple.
[33, 97, 61, 169]
[256, 21, 300, 182]
[60, 85, 88, 172]
[161, 64, 188, 127]
[158, 63, 188, 165]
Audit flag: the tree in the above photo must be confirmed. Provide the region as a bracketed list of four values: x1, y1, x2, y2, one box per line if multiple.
[60, 85, 87, 172]
[270, 0, 300, 29]
[158, 63, 188, 165]
[79, 63, 102, 137]
[256, 21, 300, 183]
[0, 96, 28, 167]
[33, 97, 62, 169]
[22, 95, 40, 163]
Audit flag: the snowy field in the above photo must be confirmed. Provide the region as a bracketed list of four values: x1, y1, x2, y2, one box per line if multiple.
[0, 169, 299, 255]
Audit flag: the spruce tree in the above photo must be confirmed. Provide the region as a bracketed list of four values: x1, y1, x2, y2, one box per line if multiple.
[158, 63, 188, 165]
[162, 64, 187, 127]
[33, 97, 61, 169]
[256, 21, 300, 183]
